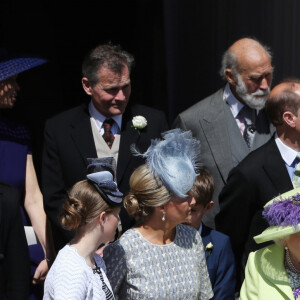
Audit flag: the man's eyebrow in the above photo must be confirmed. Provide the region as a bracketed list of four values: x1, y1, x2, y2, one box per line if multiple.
[249, 70, 273, 78]
[102, 81, 131, 89]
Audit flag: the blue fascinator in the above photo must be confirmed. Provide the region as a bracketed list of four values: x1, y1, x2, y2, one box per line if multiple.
[132, 129, 200, 198]
[86, 157, 123, 207]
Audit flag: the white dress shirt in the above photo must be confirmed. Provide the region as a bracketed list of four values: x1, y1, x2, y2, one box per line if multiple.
[275, 133, 299, 181]
[89, 101, 122, 135]
[223, 83, 258, 135]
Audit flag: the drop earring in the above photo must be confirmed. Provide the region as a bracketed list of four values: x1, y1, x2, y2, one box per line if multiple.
[162, 210, 166, 222]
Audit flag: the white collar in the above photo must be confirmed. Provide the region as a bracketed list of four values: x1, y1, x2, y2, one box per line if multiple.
[223, 83, 258, 118]
[223, 83, 244, 118]
[275, 133, 298, 166]
[88, 101, 122, 131]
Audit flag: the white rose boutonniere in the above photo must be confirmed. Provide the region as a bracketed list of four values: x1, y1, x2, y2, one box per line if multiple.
[205, 242, 213, 255]
[132, 116, 147, 133]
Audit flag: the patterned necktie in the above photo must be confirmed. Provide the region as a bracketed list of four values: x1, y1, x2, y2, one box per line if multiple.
[239, 106, 256, 149]
[293, 153, 300, 188]
[102, 119, 115, 148]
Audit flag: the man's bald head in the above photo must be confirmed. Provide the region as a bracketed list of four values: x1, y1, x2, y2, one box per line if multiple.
[266, 80, 300, 127]
[220, 38, 272, 79]
[220, 37, 273, 110]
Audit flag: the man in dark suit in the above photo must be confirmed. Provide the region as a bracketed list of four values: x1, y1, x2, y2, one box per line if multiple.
[42, 43, 169, 251]
[216, 79, 300, 289]
[173, 37, 274, 229]
[0, 182, 30, 299]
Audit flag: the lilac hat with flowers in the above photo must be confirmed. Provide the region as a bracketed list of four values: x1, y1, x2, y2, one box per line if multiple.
[254, 187, 300, 244]
[0, 48, 47, 82]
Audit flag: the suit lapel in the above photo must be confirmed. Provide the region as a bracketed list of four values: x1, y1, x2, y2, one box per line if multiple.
[252, 109, 274, 150]
[224, 102, 249, 162]
[117, 107, 140, 184]
[200, 91, 234, 182]
[70, 104, 97, 167]
[201, 224, 212, 260]
[262, 138, 293, 194]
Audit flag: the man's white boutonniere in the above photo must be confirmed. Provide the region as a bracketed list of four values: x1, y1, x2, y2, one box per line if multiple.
[205, 242, 213, 255]
[132, 115, 147, 133]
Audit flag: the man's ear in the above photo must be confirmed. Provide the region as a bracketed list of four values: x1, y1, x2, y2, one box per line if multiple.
[225, 69, 237, 86]
[283, 111, 297, 128]
[204, 201, 214, 214]
[82, 77, 92, 96]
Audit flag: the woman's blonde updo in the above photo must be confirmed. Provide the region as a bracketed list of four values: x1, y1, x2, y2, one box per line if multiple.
[124, 164, 171, 220]
[60, 179, 112, 230]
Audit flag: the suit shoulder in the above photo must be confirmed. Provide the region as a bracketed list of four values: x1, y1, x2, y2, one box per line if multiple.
[203, 228, 234, 256]
[129, 104, 169, 132]
[130, 104, 166, 117]
[177, 88, 224, 119]
[252, 244, 281, 267]
[234, 138, 274, 172]
[209, 228, 231, 243]
[46, 104, 87, 125]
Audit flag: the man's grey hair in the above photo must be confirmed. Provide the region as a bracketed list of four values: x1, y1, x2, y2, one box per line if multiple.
[82, 42, 135, 86]
[219, 39, 273, 80]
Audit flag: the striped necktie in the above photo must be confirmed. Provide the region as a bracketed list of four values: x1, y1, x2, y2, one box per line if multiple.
[239, 106, 256, 149]
[102, 119, 115, 148]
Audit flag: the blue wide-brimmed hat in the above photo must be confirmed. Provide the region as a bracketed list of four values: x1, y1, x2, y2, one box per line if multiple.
[0, 48, 47, 82]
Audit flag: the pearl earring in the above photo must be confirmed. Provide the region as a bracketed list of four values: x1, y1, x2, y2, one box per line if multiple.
[162, 210, 166, 222]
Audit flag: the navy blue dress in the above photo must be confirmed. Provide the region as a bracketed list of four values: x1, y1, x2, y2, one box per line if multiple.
[0, 115, 44, 299]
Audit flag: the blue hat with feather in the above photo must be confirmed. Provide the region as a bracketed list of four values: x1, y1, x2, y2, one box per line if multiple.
[131, 128, 200, 198]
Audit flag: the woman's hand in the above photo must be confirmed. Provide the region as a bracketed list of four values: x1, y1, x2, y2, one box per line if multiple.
[32, 259, 50, 284]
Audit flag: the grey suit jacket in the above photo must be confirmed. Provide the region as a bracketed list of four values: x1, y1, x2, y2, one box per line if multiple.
[172, 88, 275, 228]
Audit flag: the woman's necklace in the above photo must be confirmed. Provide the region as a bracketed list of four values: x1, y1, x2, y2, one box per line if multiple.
[285, 248, 300, 274]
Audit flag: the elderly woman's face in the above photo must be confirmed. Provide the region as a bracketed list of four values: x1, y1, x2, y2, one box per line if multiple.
[0, 76, 20, 108]
[286, 232, 300, 262]
[165, 194, 196, 226]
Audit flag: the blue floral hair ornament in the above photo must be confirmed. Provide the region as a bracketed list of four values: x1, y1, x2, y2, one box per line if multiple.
[131, 129, 200, 198]
[254, 187, 300, 244]
[86, 157, 123, 207]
